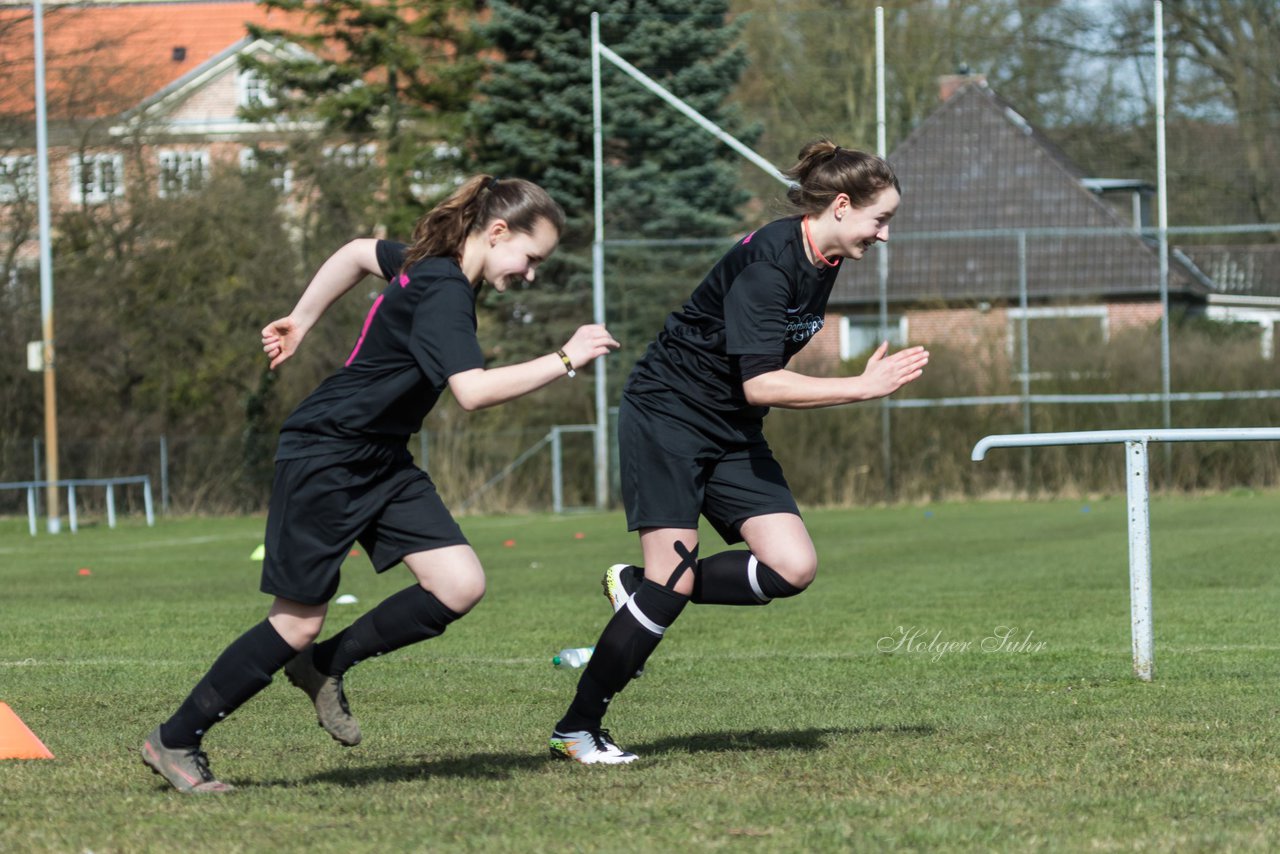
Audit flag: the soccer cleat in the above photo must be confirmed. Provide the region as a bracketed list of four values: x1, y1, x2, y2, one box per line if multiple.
[549, 728, 638, 765]
[602, 563, 642, 613]
[284, 645, 362, 746]
[141, 726, 234, 794]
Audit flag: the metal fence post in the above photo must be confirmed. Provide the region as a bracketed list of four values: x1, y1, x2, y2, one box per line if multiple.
[551, 427, 564, 514]
[27, 485, 37, 536]
[1125, 439, 1154, 681]
[143, 476, 155, 527]
[1017, 231, 1031, 488]
[159, 435, 169, 515]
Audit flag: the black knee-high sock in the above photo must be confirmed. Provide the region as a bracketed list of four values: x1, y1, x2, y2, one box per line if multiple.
[616, 552, 804, 606]
[557, 580, 688, 732]
[691, 550, 804, 605]
[160, 620, 298, 749]
[311, 585, 461, 678]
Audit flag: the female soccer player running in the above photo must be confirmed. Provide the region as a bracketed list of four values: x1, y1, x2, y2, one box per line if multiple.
[549, 141, 929, 764]
[142, 175, 618, 793]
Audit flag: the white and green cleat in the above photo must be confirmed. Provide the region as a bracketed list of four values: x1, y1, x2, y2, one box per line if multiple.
[549, 728, 638, 765]
[602, 563, 641, 613]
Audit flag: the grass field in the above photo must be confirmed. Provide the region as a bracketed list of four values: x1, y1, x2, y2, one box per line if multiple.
[3, 492, 1280, 852]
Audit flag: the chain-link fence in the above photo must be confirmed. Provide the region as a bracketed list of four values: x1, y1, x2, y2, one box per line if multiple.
[4, 2, 1277, 516]
[0, 424, 601, 521]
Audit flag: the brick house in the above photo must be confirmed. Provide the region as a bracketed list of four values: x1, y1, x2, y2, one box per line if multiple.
[792, 78, 1277, 373]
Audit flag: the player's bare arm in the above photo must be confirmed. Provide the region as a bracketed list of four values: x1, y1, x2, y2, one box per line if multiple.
[742, 342, 929, 409]
[448, 323, 620, 411]
[262, 239, 383, 370]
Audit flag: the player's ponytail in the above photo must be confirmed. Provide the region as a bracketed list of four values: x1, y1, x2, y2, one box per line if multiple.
[402, 175, 566, 271]
[784, 140, 900, 215]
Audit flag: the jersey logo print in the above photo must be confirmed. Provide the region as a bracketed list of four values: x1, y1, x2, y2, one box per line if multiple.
[345, 294, 385, 366]
[785, 313, 824, 343]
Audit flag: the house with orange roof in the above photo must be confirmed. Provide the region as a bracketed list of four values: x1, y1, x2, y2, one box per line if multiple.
[1, 1, 324, 213]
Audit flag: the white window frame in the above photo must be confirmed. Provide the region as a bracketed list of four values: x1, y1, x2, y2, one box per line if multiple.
[0, 154, 36, 203]
[157, 149, 209, 198]
[239, 148, 293, 194]
[839, 314, 908, 360]
[237, 67, 276, 109]
[323, 143, 378, 169]
[408, 143, 464, 200]
[68, 153, 125, 205]
[1205, 305, 1278, 360]
[1007, 305, 1110, 380]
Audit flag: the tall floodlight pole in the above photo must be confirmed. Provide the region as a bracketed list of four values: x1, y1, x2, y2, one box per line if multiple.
[590, 12, 608, 508]
[1154, 2, 1171, 434]
[34, 0, 61, 533]
[875, 6, 892, 497]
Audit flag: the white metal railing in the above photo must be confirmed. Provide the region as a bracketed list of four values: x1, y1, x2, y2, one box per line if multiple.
[972, 428, 1280, 681]
[0, 476, 155, 536]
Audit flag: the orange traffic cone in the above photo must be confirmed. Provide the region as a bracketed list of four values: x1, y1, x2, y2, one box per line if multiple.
[0, 702, 54, 759]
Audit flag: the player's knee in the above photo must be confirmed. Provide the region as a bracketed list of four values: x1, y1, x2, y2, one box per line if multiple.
[272, 614, 325, 649]
[772, 554, 817, 592]
[426, 566, 486, 614]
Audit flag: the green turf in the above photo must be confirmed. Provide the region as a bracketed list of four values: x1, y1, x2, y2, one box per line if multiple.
[2, 493, 1280, 852]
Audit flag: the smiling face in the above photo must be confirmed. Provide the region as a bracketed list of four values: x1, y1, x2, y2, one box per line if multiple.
[480, 217, 560, 291]
[833, 186, 900, 261]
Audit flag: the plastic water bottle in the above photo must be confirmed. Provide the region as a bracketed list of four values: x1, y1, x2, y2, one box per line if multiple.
[553, 647, 594, 669]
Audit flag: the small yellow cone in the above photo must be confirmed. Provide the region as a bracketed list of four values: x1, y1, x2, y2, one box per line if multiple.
[0, 702, 54, 760]
[250, 544, 266, 561]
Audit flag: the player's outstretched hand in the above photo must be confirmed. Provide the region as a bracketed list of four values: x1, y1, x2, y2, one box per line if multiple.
[859, 341, 929, 399]
[561, 324, 621, 370]
[262, 316, 306, 370]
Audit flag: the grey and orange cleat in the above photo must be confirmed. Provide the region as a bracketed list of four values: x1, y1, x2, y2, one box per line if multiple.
[284, 645, 362, 746]
[549, 728, 638, 765]
[141, 727, 234, 794]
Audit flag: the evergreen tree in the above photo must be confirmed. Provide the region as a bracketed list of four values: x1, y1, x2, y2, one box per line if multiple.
[472, 0, 751, 241]
[468, 0, 755, 370]
[241, 0, 485, 235]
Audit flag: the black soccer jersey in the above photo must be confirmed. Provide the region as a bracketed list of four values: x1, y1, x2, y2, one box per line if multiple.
[624, 216, 841, 423]
[276, 241, 485, 459]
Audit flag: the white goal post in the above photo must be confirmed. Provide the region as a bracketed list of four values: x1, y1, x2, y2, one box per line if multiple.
[972, 428, 1280, 681]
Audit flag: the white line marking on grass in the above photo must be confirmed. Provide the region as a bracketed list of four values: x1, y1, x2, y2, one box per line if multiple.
[7, 645, 1280, 671]
[97, 534, 253, 551]
[0, 532, 251, 557]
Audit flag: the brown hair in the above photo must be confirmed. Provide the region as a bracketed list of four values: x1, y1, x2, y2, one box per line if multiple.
[401, 175, 566, 272]
[784, 140, 900, 215]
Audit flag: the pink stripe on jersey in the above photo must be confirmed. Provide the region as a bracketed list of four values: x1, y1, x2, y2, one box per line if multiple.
[742, 231, 756, 244]
[345, 294, 384, 367]
[399, 274, 409, 287]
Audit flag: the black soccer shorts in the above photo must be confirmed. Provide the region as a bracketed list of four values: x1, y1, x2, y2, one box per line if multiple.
[260, 444, 469, 605]
[618, 390, 800, 544]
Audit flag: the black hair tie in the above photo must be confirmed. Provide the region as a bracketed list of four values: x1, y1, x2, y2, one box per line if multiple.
[487, 176, 501, 191]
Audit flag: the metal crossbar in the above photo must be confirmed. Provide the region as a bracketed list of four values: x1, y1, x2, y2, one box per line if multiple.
[0, 476, 155, 536]
[971, 428, 1280, 681]
[457, 425, 596, 513]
